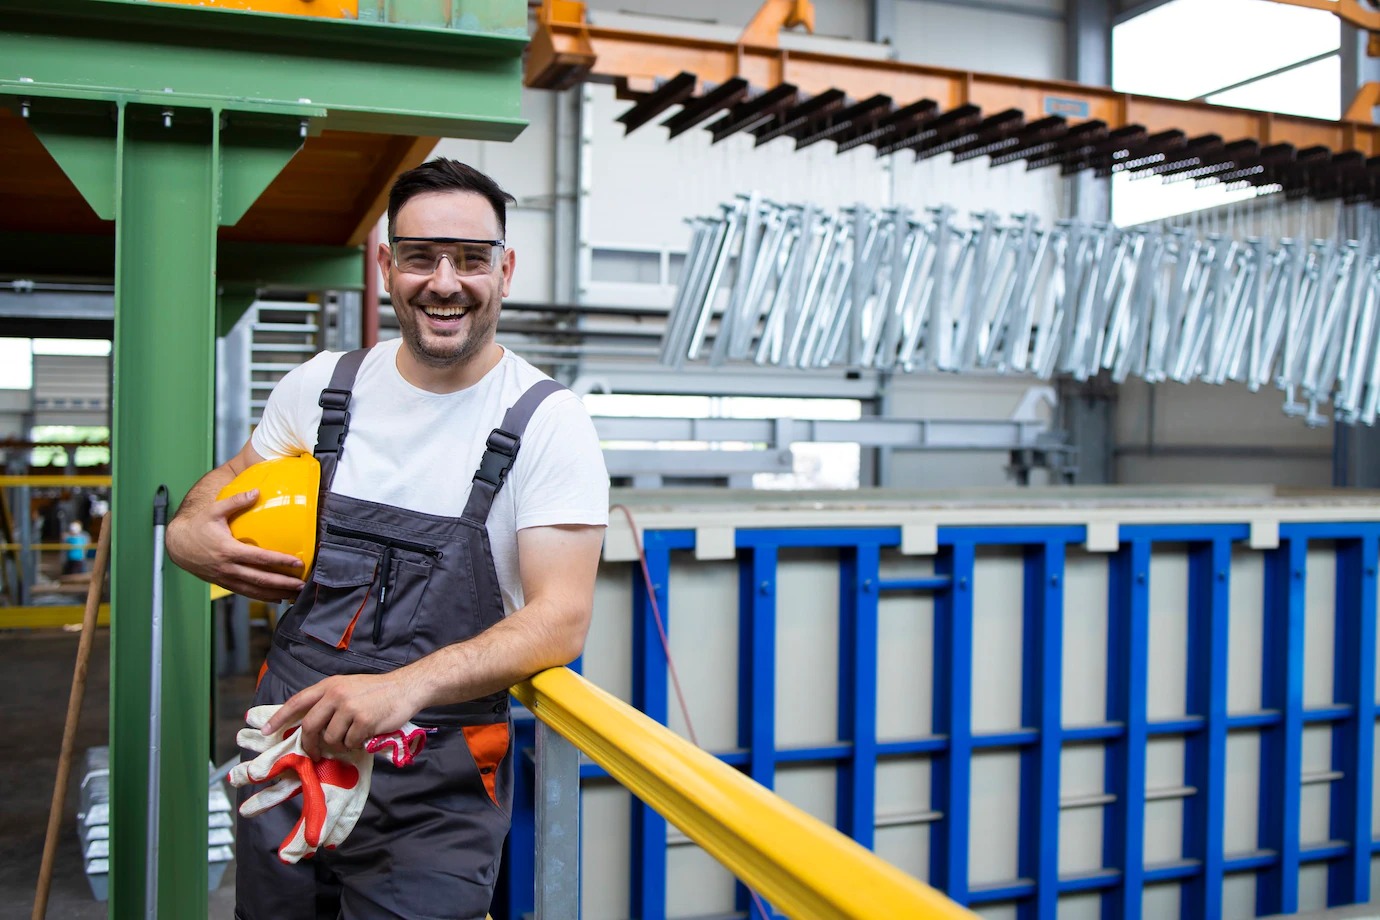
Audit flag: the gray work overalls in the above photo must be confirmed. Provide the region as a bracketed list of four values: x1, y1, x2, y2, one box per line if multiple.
[235, 347, 564, 920]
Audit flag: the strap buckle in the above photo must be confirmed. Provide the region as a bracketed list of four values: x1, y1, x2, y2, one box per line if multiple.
[315, 387, 352, 455]
[473, 429, 520, 488]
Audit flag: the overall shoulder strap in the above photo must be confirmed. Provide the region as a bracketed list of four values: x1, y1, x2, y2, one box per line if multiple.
[462, 378, 568, 524]
[313, 347, 370, 491]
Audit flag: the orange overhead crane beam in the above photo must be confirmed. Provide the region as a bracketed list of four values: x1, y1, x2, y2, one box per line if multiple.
[527, 0, 1380, 202]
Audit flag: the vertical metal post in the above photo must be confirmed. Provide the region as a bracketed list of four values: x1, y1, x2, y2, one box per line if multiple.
[630, 532, 670, 919]
[837, 541, 880, 848]
[1327, 533, 1377, 906]
[16, 482, 32, 606]
[1257, 537, 1306, 916]
[736, 542, 778, 916]
[1019, 540, 1064, 920]
[1182, 538, 1230, 919]
[110, 105, 218, 918]
[932, 539, 974, 904]
[1104, 538, 1150, 920]
[534, 719, 581, 920]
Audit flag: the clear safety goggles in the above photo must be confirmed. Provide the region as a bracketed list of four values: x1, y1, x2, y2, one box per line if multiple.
[390, 236, 505, 276]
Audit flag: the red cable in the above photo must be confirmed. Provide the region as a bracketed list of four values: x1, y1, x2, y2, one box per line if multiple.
[611, 504, 773, 920]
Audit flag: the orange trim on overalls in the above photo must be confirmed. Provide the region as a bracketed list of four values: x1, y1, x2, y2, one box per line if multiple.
[462, 723, 510, 807]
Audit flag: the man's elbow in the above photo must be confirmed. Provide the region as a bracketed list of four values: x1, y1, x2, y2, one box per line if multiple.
[549, 603, 593, 666]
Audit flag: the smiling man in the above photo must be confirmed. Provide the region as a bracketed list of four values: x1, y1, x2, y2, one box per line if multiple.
[166, 159, 610, 920]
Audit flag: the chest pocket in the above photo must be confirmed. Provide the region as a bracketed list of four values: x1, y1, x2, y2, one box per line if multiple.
[300, 531, 438, 665]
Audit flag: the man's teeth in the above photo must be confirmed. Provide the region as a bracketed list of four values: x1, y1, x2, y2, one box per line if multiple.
[422, 305, 467, 317]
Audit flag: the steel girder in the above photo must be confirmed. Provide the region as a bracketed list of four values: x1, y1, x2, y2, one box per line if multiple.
[0, 1, 527, 916]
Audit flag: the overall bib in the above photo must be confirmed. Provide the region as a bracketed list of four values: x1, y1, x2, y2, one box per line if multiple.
[235, 347, 564, 920]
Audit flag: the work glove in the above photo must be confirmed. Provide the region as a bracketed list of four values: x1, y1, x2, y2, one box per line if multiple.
[228, 704, 428, 863]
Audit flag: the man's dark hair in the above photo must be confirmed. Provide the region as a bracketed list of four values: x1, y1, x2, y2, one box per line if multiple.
[387, 159, 516, 239]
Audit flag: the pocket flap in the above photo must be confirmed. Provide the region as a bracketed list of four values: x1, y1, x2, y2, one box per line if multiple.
[312, 543, 379, 588]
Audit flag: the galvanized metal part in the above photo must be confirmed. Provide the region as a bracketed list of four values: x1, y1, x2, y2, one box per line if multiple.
[662, 198, 1380, 427]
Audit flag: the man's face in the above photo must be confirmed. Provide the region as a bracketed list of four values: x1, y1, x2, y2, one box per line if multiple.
[378, 190, 515, 371]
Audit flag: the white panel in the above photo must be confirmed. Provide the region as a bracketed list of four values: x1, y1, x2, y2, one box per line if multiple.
[775, 549, 840, 748]
[976, 906, 1018, 920]
[876, 757, 933, 817]
[1057, 892, 1102, 920]
[1144, 739, 1185, 863]
[588, 566, 634, 703]
[971, 548, 1025, 733]
[1058, 805, 1103, 876]
[1223, 733, 1260, 853]
[1298, 862, 1330, 913]
[1303, 544, 1338, 708]
[874, 823, 930, 884]
[874, 758, 932, 881]
[1141, 883, 1180, 919]
[877, 634, 938, 732]
[1227, 549, 1265, 714]
[1374, 724, 1380, 837]
[877, 551, 936, 740]
[774, 764, 837, 827]
[1300, 727, 1332, 844]
[667, 558, 740, 750]
[581, 783, 631, 920]
[1059, 740, 1105, 875]
[1063, 549, 1109, 726]
[894, 1, 1065, 80]
[1147, 547, 1189, 720]
[1299, 781, 1332, 846]
[1222, 872, 1257, 920]
[969, 752, 1022, 885]
[665, 845, 736, 920]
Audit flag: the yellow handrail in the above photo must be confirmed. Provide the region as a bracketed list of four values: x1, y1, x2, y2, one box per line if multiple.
[0, 476, 113, 488]
[511, 667, 974, 919]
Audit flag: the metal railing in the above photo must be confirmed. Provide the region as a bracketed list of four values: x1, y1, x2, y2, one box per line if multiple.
[510, 666, 973, 919]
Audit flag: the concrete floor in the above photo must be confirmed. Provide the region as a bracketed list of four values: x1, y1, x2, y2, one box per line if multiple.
[1, 627, 247, 920]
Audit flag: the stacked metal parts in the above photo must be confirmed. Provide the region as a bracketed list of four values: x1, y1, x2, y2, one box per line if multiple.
[660, 194, 1380, 427]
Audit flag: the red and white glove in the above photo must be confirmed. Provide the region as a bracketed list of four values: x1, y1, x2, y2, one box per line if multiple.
[229, 704, 427, 863]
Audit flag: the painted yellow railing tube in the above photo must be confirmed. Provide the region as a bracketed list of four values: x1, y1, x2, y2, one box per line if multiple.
[511, 667, 975, 920]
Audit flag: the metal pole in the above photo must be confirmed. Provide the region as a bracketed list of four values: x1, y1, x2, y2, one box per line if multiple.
[534, 719, 581, 919]
[146, 486, 168, 920]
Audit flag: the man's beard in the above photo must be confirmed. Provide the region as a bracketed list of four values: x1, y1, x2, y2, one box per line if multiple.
[396, 290, 501, 369]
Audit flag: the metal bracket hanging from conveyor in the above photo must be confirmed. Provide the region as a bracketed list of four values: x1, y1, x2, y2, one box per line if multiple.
[660, 195, 1380, 428]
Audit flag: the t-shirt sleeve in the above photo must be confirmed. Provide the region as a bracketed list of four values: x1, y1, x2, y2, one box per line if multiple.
[250, 353, 331, 460]
[511, 390, 609, 530]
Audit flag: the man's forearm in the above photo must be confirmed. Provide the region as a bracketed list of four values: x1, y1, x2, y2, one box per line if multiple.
[399, 597, 590, 710]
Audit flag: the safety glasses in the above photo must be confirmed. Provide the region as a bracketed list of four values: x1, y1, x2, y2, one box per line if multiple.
[390, 236, 505, 276]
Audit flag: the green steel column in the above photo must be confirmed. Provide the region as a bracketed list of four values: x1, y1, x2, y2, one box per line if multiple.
[18, 96, 304, 918]
[109, 103, 218, 919]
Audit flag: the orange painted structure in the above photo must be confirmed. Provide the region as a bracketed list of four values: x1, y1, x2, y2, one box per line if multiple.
[528, 0, 1380, 201]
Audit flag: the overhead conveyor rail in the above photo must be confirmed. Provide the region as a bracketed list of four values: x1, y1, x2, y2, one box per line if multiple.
[527, 0, 1380, 202]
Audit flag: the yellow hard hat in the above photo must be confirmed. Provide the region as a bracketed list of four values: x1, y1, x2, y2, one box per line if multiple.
[216, 454, 321, 575]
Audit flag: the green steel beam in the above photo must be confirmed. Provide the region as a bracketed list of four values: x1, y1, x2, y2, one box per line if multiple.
[1, 3, 529, 915]
[0, 0, 527, 140]
[110, 101, 220, 919]
[0, 234, 364, 290]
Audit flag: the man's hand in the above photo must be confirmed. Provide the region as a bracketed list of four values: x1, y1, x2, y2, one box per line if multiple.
[166, 487, 305, 602]
[263, 672, 425, 760]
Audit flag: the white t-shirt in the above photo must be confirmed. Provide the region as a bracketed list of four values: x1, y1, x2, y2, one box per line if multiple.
[251, 338, 609, 614]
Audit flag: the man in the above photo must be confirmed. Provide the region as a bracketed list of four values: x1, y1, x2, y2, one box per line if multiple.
[166, 159, 609, 919]
[62, 520, 89, 575]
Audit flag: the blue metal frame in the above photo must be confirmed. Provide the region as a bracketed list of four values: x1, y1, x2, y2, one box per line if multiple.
[500, 518, 1380, 920]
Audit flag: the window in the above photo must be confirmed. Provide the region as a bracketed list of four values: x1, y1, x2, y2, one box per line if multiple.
[1111, 0, 1341, 226]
